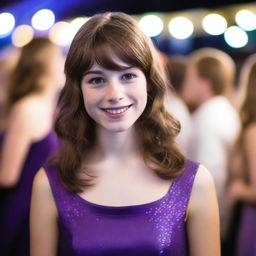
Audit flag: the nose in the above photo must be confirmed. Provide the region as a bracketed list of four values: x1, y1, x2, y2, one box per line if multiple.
[106, 81, 123, 103]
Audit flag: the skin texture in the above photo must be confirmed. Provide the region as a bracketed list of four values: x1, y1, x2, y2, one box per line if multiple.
[81, 58, 148, 133]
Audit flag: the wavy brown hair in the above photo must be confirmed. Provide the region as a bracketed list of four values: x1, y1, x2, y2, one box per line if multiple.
[228, 55, 256, 181]
[191, 48, 235, 95]
[55, 12, 185, 192]
[6, 37, 57, 112]
[238, 56, 256, 144]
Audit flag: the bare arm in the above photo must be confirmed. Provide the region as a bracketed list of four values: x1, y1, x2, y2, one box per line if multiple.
[187, 165, 221, 256]
[0, 103, 33, 187]
[30, 168, 58, 256]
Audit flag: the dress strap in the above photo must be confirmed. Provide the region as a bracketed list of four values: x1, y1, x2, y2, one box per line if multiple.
[168, 159, 200, 219]
[44, 163, 71, 213]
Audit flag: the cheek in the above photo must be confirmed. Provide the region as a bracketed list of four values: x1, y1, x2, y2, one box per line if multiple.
[193, 79, 203, 94]
[82, 87, 105, 119]
[137, 78, 148, 103]
[135, 85, 148, 109]
[181, 81, 192, 99]
[81, 88, 94, 110]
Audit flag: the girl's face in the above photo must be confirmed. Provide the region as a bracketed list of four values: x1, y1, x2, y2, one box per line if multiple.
[81, 55, 148, 133]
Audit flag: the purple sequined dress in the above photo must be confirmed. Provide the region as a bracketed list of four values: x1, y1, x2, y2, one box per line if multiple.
[0, 132, 58, 256]
[45, 159, 199, 256]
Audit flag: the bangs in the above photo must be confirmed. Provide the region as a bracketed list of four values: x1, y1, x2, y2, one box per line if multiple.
[93, 44, 135, 71]
[67, 16, 153, 82]
[83, 31, 150, 74]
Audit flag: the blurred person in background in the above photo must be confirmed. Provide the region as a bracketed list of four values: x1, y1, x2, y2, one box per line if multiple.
[227, 54, 256, 256]
[166, 55, 187, 97]
[233, 53, 256, 110]
[182, 48, 236, 113]
[165, 55, 192, 155]
[0, 46, 20, 130]
[0, 37, 64, 256]
[181, 48, 240, 240]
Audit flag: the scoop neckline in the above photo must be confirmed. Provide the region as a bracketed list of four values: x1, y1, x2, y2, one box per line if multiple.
[0, 130, 54, 146]
[32, 131, 54, 145]
[72, 179, 176, 215]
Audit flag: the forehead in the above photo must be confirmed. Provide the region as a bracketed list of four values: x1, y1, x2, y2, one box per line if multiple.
[76, 41, 147, 80]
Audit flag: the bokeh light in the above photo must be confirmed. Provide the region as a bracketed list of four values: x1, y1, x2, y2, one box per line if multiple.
[0, 12, 15, 36]
[49, 21, 70, 46]
[168, 16, 194, 39]
[235, 9, 256, 31]
[202, 13, 227, 35]
[31, 9, 55, 31]
[138, 14, 164, 37]
[224, 26, 248, 48]
[68, 17, 88, 41]
[11, 25, 34, 47]
[12, 25, 34, 47]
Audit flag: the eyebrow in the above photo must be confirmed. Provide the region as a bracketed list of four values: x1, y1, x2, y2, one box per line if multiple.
[83, 71, 103, 76]
[83, 66, 134, 76]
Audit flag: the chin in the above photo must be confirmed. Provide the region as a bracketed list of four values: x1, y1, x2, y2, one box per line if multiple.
[102, 123, 134, 133]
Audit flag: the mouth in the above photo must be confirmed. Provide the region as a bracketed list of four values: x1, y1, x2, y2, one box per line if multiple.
[100, 104, 133, 115]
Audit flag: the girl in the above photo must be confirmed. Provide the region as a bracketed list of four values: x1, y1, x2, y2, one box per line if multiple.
[228, 54, 256, 255]
[30, 12, 220, 256]
[0, 37, 64, 256]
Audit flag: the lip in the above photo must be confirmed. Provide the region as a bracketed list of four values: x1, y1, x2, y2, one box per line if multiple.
[100, 104, 133, 111]
[100, 104, 133, 119]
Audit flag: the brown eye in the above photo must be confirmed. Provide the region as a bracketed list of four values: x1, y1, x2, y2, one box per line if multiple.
[89, 77, 105, 85]
[122, 73, 136, 81]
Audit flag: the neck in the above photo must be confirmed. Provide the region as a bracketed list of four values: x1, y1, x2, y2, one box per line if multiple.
[91, 126, 143, 162]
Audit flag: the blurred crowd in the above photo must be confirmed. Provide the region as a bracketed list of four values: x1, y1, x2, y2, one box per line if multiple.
[164, 48, 256, 256]
[0, 36, 256, 256]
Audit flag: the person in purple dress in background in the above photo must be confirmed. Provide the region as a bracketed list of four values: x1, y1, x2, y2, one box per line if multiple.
[30, 12, 220, 256]
[0, 46, 20, 130]
[0, 37, 65, 256]
[227, 54, 256, 256]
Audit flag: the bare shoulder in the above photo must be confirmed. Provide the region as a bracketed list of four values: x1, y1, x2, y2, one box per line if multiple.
[187, 164, 220, 256]
[9, 97, 40, 125]
[31, 168, 58, 245]
[10, 96, 53, 139]
[5, 98, 40, 140]
[188, 164, 217, 214]
[11, 96, 37, 114]
[33, 168, 53, 199]
[193, 164, 215, 191]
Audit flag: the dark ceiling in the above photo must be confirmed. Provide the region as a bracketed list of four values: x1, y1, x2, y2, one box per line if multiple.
[0, 0, 254, 20]
[1, 0, 255, 66]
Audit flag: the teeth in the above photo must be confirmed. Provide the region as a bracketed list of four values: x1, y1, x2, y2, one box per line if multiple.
[105, 106, 129, 114]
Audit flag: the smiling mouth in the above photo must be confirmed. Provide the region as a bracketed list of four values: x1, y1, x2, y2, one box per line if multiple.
[101, 104, 133, 114]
